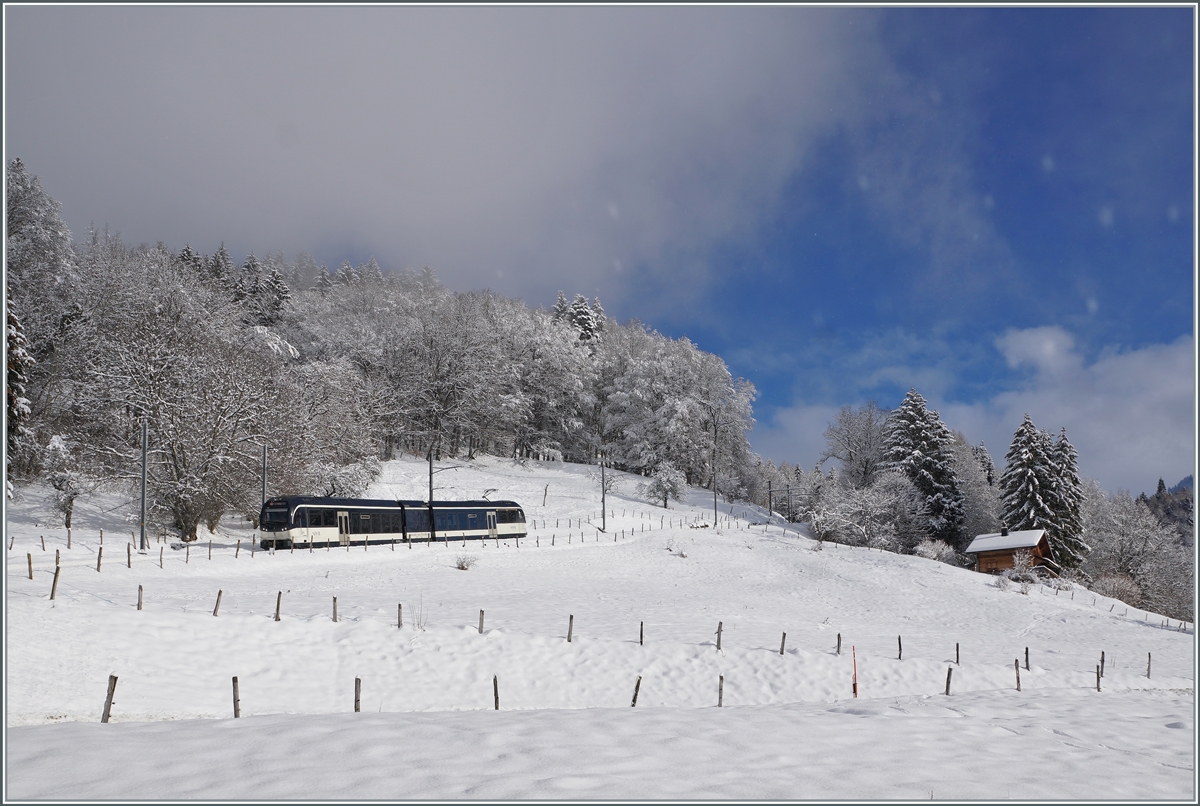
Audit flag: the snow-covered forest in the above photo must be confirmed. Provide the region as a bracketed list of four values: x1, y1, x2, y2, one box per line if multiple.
[5, 158, 1192, 621]
[5, 159, 756, 534]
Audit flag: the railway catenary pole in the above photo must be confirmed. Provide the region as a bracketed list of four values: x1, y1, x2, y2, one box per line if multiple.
[428, 443, 436, 545]
[600, 452, 606, 533]
[139, 418, 148, 551]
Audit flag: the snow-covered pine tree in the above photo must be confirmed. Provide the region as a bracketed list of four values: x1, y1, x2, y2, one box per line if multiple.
[999, 414, 1060, 549]
[591, 297, 605, 334]
[314, 264, 334, 294]
[208, 243, 234, 287]
[972, 441, 996, 486]
[6, 291, 36, 495]
[335, 260, 356, 286]
[881, 389, 965, 547]
[178, 243, 205, 276]
[261, 266, 292, 324]
[551, 291, 570, 322]
[1049, 427, 1088, 569]
[567, 294, 597, 340]
[362, 256, 384, 284]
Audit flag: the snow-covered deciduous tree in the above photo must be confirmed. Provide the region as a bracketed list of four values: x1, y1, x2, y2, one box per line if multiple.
[952, 432, 1001, 541]
[821, 401, 889, 489]
[881, 389, 965, 548]
[44, 434, 83, 527]
[639, 461, 687, 508]
[1080, 482, 1191, 619]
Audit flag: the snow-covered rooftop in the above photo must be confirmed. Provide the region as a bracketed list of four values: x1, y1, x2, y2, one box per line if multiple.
[965, 528, 1047, 554]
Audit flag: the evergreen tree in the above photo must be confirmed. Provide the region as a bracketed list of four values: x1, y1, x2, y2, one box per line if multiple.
[261, 267, 292, 324]
[591, 297, 606, 334]
[568, 294, 597, 341]
[999, 414, 1059, 544]
[551, 291, 570, 322]
[361, 256, 384, 284]
[334, 260, 356, 286]
[314, 264, 334, 294]
[208, 243, 233, 286]
[1049, 427, 1088, 568]
[881, 389, 965, 547]
[972, 441, 996, 486]
[178, 243, 205, 276]
[6, 291, 36, 494]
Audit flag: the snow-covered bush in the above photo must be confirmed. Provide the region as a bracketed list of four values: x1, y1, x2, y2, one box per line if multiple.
[1090, 573, 1142, 607]
[454, 554, 478, 571]
[914, 539, 958, 565]
[638, 462, 687, 508]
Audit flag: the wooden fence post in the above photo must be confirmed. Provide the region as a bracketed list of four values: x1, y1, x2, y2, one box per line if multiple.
[718, 675, 724, 707]
[898, 635, 902, 660]
[1015, 659, 1021, 691]
[27, 553, 34, 580]
[1100, 651, 1105, 678]
[55, 549, 60, 567]
[852, 646, 858, 697]
[213, 590, 222, 616]
[96, 548, 102, 573]
[333, 597, 338, 623]
[41, 535, 45, 551]
[567, 614, 574, 643]
[137, 585, 143, 611]
[127, 543, 132, 568]
[67, 528, 71, 549]
[493, 675, 499, 710]
[159, 547, 163, 569]
[50, 566, 61, 600]
[837, 633, 841, 656]
[780, 632, 787, 655]
[479, 609, 485, 634]
[101, 675, 118, 723]
[1025, 647, 1030, 671]
[185, 544, 190, 564]
[274, 591, 281, 622]
[631, 675, 642, 707]
[1096, 665, 1101, 692]
[956, 642, 960, 665]
[232, 676, 240, 718]
[398, 603, 403, 629]
[236, 540, 240, 558]
[944, 667, 953, 695]
[640, 621, 644, 646]
[716, 621, 723, 651]
[1146, 652, 1151, 678]
[354, 677, 361, 712]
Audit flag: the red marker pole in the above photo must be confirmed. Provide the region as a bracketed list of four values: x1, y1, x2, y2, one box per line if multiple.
[852, 645, 859, 698]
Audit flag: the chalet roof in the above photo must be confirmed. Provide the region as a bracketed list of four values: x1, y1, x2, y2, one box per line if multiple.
[964, 528, 1047, 554]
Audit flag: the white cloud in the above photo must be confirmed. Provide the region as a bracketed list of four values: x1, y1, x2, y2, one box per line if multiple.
[754, 328, 1195, 496]
[945, 329, 1194, 494]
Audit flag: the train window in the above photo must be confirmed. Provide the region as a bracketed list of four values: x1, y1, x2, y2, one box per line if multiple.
[407, 509, 429, 532]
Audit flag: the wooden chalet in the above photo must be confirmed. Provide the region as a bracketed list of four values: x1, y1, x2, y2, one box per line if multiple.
[964, 527, 1059, 575]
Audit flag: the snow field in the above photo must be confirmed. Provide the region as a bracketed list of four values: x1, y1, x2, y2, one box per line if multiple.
[5, 455, 1195, 799]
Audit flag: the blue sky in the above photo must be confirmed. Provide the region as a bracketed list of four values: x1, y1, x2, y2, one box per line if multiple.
[5, 6, 1194, 493]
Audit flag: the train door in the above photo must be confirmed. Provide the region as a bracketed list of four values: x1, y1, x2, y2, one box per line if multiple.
[337, 511, 351, 546]
[487, 511, 498, 540]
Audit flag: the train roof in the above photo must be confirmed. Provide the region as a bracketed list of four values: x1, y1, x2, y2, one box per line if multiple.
[263, 496, 522, 509]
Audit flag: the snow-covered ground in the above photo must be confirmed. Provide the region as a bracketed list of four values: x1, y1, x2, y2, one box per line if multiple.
[5, 455, 1195, 800]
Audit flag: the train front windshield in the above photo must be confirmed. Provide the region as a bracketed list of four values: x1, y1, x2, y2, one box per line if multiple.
[260, 504, 289, 532]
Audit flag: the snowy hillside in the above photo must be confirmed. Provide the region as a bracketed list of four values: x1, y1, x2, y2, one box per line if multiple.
[5, 455, 1194, 800]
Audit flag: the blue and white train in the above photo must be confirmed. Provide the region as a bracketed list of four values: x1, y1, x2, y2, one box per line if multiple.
[257, 496, 527, 549]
